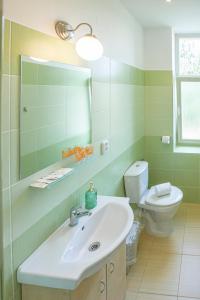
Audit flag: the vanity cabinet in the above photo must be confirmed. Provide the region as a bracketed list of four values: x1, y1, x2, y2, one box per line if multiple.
[22, 243, 126, 300]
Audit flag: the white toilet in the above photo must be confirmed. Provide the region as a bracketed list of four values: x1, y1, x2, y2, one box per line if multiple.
[124, 161, 183, 237]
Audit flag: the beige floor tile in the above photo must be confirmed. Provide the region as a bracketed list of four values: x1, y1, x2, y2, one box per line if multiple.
[183, 227, 200, 255]
[185, 204, 200, 228]
[137, 293, 177, 300]
[127, 256, 148, 292]
[174, 206, 186, 228]
[138, 231, 154, 257]
[139, 230, 154, 241]
[186, 214, 200, 228]
[179, 255, 200, 298]
[184, 203, 200, 211]
[125, 291, 138, 300]
[140, 254, 182, 296]
[128, 256, 148, 280]
[151, 227, 184, 255]
[127, 276, 142, 293]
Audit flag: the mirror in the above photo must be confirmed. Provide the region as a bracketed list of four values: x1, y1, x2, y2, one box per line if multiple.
[20, 56, 92, 179]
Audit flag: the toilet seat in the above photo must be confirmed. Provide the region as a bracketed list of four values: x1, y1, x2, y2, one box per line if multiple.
[139, 185, 183, 212]
[145, 186, 183, 207]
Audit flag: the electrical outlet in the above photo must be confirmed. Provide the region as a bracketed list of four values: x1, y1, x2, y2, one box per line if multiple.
[101, 139, 110, 155]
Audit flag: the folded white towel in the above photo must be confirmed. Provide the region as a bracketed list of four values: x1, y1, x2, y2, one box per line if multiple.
[154, 182, 171, 197]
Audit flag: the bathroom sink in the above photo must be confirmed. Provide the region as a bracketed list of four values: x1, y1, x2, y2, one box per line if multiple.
[17, 195, 133, 290]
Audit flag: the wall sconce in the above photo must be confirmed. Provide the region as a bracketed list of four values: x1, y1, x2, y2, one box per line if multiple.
[55, 21, 103, 61]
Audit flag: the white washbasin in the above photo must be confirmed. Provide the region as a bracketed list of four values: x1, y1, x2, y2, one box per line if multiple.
[17, 195, 133, 290]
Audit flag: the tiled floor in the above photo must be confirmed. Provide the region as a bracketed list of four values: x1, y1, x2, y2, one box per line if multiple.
[126, 203, 200, 300]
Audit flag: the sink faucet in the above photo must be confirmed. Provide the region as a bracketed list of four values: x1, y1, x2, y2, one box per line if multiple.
[69, 206, 91, 227]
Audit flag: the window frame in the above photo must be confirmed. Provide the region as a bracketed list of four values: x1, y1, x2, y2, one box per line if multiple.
[175, 34, 200, 145]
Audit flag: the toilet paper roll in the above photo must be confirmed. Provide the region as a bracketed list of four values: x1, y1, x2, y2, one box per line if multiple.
[161, 136, 171, 144]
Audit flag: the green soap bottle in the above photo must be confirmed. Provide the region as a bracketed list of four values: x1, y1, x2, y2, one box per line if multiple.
[85, 181, 97, 210]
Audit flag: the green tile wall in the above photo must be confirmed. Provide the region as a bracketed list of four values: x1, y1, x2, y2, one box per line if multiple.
[1, 19, 145, 300]
[145, 70, 173, 86]
[144, 71, 200, 204]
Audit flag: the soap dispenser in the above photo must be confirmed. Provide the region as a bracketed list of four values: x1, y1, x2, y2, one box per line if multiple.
[85, 181, 97, 209]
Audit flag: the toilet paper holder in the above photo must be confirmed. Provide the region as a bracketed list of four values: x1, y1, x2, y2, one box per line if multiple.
[161, 136, 171, 144]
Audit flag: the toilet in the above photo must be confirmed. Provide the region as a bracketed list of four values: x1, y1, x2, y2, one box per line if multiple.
[124, 161, 183, 237]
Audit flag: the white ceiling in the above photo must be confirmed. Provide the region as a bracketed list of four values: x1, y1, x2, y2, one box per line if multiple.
[121, 0, 200, 33]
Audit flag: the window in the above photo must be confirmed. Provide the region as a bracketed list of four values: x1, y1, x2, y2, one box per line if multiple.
[175, 35, 200, 144]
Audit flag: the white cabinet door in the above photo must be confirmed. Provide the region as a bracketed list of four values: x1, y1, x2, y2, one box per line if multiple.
[107, 243, 126, 300]
[70, 266, 106, 300]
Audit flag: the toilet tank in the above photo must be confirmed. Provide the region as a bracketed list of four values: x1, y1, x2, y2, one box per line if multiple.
[124, 161, 148, 204]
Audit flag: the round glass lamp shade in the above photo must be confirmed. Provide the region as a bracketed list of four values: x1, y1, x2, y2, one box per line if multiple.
[75, 34, 103, 61]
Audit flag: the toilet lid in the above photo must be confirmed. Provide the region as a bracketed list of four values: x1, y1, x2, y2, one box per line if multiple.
[145, 186, 183, 207]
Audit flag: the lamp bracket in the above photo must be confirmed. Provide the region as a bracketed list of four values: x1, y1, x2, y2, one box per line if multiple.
[55, 21, 93, 41]
[55, 21, 74, 40]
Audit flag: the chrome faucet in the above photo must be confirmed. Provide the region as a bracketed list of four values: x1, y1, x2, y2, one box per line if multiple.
[69, 206, 91, 227]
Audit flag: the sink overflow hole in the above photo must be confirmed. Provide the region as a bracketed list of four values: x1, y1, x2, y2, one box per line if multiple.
[88, 241, 101, 252]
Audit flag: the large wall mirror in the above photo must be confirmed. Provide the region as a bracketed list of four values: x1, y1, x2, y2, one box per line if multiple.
[20, 56, 92, 179]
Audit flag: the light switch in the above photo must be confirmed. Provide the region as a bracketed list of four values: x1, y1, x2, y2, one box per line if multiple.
[101, 139, 110, 155]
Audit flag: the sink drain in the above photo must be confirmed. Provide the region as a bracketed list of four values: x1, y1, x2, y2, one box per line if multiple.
[88, 241, 101, 252]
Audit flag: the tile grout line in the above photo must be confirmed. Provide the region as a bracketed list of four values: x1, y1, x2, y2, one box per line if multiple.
[177, 225, 186, 297]
[126, 233, 152, 298]
[135, 290, 179, 299]
[137, 235, 154, 296]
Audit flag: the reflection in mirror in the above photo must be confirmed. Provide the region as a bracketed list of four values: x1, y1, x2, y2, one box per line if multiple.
[20, 56, 92, 179]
